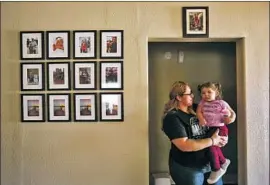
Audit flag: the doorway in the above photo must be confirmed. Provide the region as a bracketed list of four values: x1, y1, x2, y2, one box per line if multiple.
[148, 41, 242, 184]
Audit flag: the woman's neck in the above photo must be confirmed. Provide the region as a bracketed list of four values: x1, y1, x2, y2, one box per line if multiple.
[178, 104, 189, 114]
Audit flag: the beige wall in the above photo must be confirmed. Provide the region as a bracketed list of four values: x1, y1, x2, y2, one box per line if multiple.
[1, 2, 269, 185]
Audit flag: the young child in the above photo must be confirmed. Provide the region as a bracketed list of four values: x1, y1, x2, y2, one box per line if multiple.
[196, 82, 235, 184]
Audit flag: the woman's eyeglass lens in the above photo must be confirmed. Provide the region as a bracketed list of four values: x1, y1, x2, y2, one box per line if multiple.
[182, 91, 194, 96]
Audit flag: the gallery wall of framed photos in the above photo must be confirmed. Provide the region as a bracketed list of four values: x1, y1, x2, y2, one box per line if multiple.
[20, 30, 124, 123]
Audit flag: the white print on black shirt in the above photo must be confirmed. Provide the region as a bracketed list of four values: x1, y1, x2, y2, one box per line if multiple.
[189, 117, 209, 139]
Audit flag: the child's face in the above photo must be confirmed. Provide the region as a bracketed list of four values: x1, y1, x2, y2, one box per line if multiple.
[201, 87, 217, 102]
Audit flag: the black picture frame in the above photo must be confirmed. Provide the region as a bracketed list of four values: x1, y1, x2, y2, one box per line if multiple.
[73, 30, 97, 59]
[47, 62, 71, 91]
[73, 61, 97, 90]
[47, 93, 71, 122]
[182, 7, 209, 38]
[20, 62, 45, 91]
[99, 92, 124, 122]
[46, 30, 70, 59]
[20, 31, 45, 60]
[74, 93, 97, 122]
[99, 61, 123, 90]
[21, 94, 45, 122]
[100, 30, 124, 59]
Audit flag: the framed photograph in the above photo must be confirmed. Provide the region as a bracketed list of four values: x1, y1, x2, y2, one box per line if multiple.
[100, 30, 124, 59]
[74, 93, 97, 122]
[20, 31, 44, 60]
[47, 94, 71, 122]
[100, 92, 124, 122]
[47, 31, 70, 59]
[182, 7, 209, 38]
[73, 62, 97, 90]
[73, 30, 97, 59]
[100, 61, 123, 90]
[20, 63, 45, 91]
[47, 62, 71, 90]
[21, 94, 45, 122]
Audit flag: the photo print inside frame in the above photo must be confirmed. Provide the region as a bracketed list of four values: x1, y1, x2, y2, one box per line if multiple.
[182, 7, 209, 38]
[21, 63, 44, 91]
[100, 30, 124, 59]
[47, 94, 71, 122]
[47, 31, 70, 59]
[47, 62, 71, 90]
[74, 62, 96, 90]
[100, 93, 123, 121]
[21, 94, 45, 122]
[20, 31, 44, 60]
[73, 31, 97, 59]
[74, 93, 97, 121]
[100, 61, 123, 90]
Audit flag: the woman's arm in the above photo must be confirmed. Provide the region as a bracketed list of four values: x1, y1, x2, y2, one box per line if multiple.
[171, 137, 212, 152]
[224, 105, 236, 125]
[171, 129, 227, 152]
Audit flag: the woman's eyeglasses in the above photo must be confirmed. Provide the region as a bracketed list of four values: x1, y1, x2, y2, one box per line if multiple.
[182, 91, 194, 96]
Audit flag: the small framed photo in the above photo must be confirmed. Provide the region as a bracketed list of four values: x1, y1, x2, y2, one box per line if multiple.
[73, 30, 97, 59]
[74, 93, 97, 122]
[73, 62, 97, 90]
[20, 31, 44, 60]
[47, 31, 70, 59]
[47, 62, 71, 90]
[182, 7, 209, 38]
[20, 63, 45, 91]
[100, 30, 124, 59]
[100, 61, 123, 90]
[47, 94, 71, 122]
[21, 94, 45, 122]
[100, 92, 123, 122]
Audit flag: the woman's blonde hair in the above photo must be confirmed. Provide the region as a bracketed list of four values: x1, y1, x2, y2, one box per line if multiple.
[162, 81, 196, 118]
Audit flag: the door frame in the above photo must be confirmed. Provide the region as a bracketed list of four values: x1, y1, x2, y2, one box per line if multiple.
[147, 37, 247, 185]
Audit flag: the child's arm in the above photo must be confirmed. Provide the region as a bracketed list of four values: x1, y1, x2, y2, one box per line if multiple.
[196, 104, 207, 126]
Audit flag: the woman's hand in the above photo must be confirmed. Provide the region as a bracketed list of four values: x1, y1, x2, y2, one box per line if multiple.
[224, 106, 236, 125]
[211, 129, 228, 147]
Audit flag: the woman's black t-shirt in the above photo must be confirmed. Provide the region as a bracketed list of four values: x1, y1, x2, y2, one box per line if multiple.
[162, 108, 210, 168]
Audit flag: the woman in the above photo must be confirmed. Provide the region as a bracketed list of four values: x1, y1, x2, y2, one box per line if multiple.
[162, 81, 236, 185]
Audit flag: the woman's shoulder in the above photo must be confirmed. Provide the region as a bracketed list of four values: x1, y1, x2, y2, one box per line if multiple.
[164, 108, 179, 118]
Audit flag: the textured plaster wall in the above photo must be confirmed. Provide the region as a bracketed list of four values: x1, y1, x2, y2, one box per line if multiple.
[1, 2, 269, 185]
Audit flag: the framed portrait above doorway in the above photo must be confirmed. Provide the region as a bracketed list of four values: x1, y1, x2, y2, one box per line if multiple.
[182, 7, 209, 38]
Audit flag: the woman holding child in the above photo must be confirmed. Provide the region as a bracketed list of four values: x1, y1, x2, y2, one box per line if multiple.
[162, 81, 236, 185]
